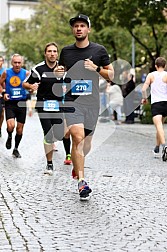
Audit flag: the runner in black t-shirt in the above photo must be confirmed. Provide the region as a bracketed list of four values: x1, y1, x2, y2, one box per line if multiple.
[23, 42, 71, 175]
[55, 14, 114, 199]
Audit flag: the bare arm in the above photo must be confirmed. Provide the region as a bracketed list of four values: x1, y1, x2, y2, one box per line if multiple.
[0, 71, 6, 86]
[0, 71, 6, 98]
[23, 81, 39, 92]
[84, 59, 114, 81]
[162, 73, 167, 83]
[23, 70, 39, 92]
[141, 73, 152, 103]
[99, 64, 114, 81]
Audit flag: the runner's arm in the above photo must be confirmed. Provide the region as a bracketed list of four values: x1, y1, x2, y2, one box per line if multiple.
[22, 81, 39, 92]
[141, 73, 152, 103]
[0, 71, 6, 86]
[23, 71, 39, 92]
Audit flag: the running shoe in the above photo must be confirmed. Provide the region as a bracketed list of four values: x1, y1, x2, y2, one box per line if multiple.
[152, 150, 160, 158]
[72, 168, 78, 179]
[64, 154, 72, 165]
[162, 146, 167, 161]
[78, 180, 92, 199]
[6, 136, 12, 149]
[44, 164, 53, 175]
[12, 148, 21, 158]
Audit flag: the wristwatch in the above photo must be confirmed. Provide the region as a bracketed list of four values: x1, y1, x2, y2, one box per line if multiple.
[96, 66, 101, 72]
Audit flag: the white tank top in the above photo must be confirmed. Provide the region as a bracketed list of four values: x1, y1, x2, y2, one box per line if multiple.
[151, 71, 167, 104]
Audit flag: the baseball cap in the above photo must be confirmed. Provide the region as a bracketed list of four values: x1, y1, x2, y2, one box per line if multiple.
[69, 14, 91, 28]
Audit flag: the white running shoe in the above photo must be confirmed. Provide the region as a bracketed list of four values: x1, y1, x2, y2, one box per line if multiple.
[44, 164, 53, 175]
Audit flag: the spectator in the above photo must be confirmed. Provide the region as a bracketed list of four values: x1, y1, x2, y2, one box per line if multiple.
[106, 81, 123, 124]
[122, 70, 135, 124]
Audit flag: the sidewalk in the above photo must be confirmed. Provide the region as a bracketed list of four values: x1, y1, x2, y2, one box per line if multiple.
[0, 113, 167, 251]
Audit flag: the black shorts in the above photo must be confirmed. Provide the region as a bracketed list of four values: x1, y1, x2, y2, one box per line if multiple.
[5, 100, 27, 124]
[64, 103, 99, 136]
[151, 101, 167, 117]
[0, 97, 5, 107]
[37, 106, 65, 143]
[0, 98, 3, 115]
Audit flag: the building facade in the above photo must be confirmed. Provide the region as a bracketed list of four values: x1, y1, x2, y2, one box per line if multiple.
[0, 0, 38, 57]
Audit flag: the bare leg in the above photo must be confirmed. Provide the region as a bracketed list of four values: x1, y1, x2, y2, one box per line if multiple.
[69, 124, 85, 179]
[0, 109, 4, 128]
[83, 135, 93, 156]
[44, 143, 53, 162]
[153, 115, 165, 145]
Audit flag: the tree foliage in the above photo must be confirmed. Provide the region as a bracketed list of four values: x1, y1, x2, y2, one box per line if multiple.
[0, 0, 75, 66]
[72, 0, 167, 71]
[0, 0, 167, 72]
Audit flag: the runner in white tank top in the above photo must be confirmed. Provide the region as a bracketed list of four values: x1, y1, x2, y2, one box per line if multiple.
[141, 57, 167, 161]
[151, 71, 167, 104]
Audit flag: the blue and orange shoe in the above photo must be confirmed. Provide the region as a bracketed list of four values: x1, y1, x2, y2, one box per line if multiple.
[78, 180, 92, 199]
[64, 154, 72, 165]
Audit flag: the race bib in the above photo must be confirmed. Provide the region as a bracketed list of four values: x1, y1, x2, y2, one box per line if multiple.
[10, 88, 23, 99]
[43, 100, 60, 111]
[71, 80, 92, 95]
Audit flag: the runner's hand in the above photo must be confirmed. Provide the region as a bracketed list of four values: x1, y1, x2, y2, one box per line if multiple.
[4, 93, 10, 101]
[54, 65, 65, 79]
[141, 98, 148, 104]
[84, 59, 97, 71]
[31, 82, 39, 91]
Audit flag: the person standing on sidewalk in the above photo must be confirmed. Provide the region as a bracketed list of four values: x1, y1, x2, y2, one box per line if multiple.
[56, 14, 114, 199]
[106, 81, 123, 124]
[122, 70, 135, 124]
[142, 57, 167, 161]
[23, 42, 71, 175]
[0, 54, 29, 158]
[0, 56, 6, 137]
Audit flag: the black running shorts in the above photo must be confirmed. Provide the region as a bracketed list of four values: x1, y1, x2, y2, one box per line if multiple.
[37, 106, 65, 142]
[151, 101, 167, 117]
[5, 101, 27, 124]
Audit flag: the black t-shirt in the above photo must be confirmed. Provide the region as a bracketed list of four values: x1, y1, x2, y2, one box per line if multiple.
[25, 61, 63, 101]
[59, 42, 110, 107]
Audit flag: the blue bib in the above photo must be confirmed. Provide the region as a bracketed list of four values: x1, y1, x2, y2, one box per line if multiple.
[5, 68, 27, 100]
[43, 100, 60, 111]
[71, 80, 92, 95]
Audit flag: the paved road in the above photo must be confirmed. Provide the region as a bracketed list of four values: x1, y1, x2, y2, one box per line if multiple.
[0, 113, 167, 252]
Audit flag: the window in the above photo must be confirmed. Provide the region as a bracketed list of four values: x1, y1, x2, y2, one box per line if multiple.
[8, 0, 39, 2]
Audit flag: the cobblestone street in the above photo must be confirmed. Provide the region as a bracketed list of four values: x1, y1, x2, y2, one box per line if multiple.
[0, 112, 167, 252]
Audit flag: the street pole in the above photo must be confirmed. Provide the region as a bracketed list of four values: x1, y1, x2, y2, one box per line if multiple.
[132, 36, 135, 69]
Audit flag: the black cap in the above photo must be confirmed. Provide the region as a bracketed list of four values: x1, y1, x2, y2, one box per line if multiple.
[69, 14, 91, 28]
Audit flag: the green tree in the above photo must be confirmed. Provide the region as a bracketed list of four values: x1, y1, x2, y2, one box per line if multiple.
[72, 0, 167, 71]
[1, 0, 167, 70]
[0, 0, 75, 65]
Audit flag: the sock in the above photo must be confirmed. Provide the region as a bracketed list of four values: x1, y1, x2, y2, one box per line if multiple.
[63, 137, 71, 155]
[15, 134, 22, 149]
[154, 145, 159, 153]
[47, 161, 53, 165]
[7, 129, 12, 138]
